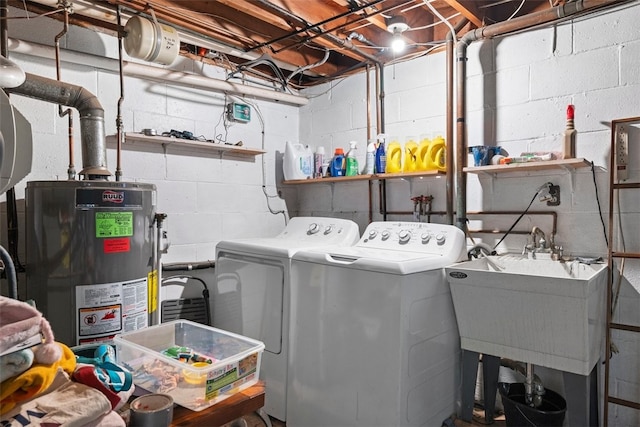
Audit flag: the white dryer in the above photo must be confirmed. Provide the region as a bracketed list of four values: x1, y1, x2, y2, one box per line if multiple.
[288, 221, 467, 427]
[211, 217, 360, 422]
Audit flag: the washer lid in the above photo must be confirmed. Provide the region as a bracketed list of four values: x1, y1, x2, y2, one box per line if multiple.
[292, 246, 449, 275]
[215, 217, 360, 259]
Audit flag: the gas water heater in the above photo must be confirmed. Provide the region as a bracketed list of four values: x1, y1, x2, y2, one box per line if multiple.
[26, 181, 158, 346]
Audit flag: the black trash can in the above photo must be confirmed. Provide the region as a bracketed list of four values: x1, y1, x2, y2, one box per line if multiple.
[499, 382, 567, 427]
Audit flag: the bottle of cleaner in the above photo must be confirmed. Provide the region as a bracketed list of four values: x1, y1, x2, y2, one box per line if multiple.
[314, 146, 325, 178]
[563, 104, 576, 159]
[365, 139, 376, 175]
[283, 141, 313, 180]
[330, 148, 345, 177]
[345, 141, 359, 176]
[386, 136, 403, 173]
[375, 134, 387, 174]
[403, 136, 418, 172]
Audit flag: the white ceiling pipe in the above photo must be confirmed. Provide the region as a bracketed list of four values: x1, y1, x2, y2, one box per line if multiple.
[8, 38, 308, 106]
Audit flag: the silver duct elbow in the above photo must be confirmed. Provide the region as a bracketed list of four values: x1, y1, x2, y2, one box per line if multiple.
[8, 72, 111, 178]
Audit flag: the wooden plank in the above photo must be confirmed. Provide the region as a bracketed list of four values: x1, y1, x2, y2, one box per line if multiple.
[464, 158, 591, 174]
[441, 0, 483, 27]
[171, 381, 266, 427]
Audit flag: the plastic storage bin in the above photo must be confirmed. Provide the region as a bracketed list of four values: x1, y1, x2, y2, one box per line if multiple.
[114, 320, 264, 411]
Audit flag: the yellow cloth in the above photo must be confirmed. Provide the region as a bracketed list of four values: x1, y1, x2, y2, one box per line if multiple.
[0, 342, 76, 415]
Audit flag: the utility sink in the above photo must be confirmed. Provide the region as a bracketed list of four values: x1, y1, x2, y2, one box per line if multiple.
[445, 254, 608, 375]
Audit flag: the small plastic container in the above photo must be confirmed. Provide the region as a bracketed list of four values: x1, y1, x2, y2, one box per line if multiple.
[114, 320, 264, 412]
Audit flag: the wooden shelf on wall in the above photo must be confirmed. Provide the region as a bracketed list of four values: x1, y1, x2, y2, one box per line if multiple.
[464, 158, 592, 175]
[282, 170, 445, 185]
[106, 132, 266, 158]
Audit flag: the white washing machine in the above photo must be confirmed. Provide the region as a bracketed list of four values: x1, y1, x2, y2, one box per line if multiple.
[288, 221, 467, 427]
[211, 217, 360, 422]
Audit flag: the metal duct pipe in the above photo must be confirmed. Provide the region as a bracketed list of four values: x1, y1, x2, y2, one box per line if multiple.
[8, 72, 111, 178]
[454, 0, 625, 231]
[446, 18, 468, 226]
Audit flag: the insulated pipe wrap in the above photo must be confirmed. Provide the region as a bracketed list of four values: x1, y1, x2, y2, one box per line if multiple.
[8, 72, 110, 177]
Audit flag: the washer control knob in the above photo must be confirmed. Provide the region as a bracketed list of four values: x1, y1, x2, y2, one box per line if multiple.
[308, 223, 320, 235]
[436, 233, 446, 245]
[381, 230, 391, 241]
[421, 233, 431, 244]
[324, 225, 333, 235]
[398, 230, 411, 244]
[368, 229, 378, 239]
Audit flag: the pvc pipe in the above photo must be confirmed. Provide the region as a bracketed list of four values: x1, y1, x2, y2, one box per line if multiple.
[8, 38, 308, 106]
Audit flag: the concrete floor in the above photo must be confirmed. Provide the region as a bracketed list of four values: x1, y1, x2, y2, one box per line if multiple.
[221, 406, 506, 427]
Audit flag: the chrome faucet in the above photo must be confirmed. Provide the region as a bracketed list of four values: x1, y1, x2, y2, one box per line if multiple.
[530, 226, 546, 250]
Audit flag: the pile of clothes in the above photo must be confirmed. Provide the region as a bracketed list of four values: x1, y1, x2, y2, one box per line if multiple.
[0, 296, 135, 426]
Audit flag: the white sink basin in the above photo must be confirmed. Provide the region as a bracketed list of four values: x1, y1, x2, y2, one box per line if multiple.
[445, 254, 608, 375]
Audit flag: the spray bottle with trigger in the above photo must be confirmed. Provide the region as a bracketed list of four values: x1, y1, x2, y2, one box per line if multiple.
[375, 133, 387, 174]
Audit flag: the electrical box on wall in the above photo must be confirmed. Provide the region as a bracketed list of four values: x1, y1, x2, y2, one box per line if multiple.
[226, 102, 251, 123]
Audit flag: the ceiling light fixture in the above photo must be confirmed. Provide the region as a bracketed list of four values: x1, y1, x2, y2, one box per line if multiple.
[386, 16, 409, 53]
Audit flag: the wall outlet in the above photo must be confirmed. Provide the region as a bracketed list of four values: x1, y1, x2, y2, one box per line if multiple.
[547, 184, 561, 206]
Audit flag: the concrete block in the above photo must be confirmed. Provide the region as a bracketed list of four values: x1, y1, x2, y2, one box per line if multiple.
[155, 180, 198, 213]
[574, 3, 640, 52]
[466, 39, 495, 77]
[530, 48, 618, 99]
[495, 25, 570, 69]
[397, 83, 446, 121]
[496, 66, 529, 107]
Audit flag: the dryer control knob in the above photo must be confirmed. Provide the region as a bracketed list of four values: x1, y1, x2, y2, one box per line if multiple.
[436, 233, 446, 245]
[421, 233, 431, 244]
[381, 230, 391, 240]
[324, 225, 333, 235]
[368, 229, 378, 239]
[398, 230, 411, 244]
[308, 223, 320, 234]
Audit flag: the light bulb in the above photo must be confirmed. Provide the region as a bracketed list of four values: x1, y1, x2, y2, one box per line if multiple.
[391, 32, 405, 53]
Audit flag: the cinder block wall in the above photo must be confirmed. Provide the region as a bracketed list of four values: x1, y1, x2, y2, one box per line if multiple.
[1, 7, 296, 267]
[298, 3, 639, 426]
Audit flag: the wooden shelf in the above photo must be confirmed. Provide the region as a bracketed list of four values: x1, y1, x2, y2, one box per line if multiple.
[106, 132, 266, 158]
[282, 170, 445, 185]
[464, 158, 591, 175]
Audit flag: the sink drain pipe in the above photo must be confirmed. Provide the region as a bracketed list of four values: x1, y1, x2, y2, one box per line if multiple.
[454, 0, 625, 232]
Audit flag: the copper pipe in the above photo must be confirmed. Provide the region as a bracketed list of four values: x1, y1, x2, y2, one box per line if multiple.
[55, 6, 75, 180]
[248, 0, 386, 52]
[366, 64, 373, 224]
[115, 6, 124, 181]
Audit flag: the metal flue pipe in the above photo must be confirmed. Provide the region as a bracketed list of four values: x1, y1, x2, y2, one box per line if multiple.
[454, 0, 625, 232]
[8, 73, 111, 178]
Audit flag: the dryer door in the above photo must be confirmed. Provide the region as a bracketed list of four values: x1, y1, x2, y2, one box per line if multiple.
[213, 253, 284, 354]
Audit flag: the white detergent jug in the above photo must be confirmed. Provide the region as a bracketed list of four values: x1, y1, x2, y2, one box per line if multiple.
[283, 141, 313, 180]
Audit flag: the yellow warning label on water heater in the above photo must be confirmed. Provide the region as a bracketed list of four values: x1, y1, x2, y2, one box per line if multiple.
[95, 212, 133, 238]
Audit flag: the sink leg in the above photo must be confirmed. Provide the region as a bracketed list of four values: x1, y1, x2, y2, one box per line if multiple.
[563, 365, 599, 427]
[461, 350, 480, 422]
[482, 355, 501, 424]
[460, 351, 501, 424]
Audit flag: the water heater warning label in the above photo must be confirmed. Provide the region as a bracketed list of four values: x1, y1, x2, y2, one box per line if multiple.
[96, 212, 133, 237]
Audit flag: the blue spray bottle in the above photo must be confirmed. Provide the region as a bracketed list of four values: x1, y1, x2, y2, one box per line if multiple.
[375, 133, 387, 174]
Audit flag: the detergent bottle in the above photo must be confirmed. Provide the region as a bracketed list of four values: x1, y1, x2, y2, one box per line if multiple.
[375, 134, 386, 174]
[345, 141, 359, 176]
[283, 141, 313, 180]
[425, 135, 446, 171]
[403, 136, 419, 172]
[330, 148, 345, 177]
[417, 135, 431, 171]
[386, 136, 403, 173]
